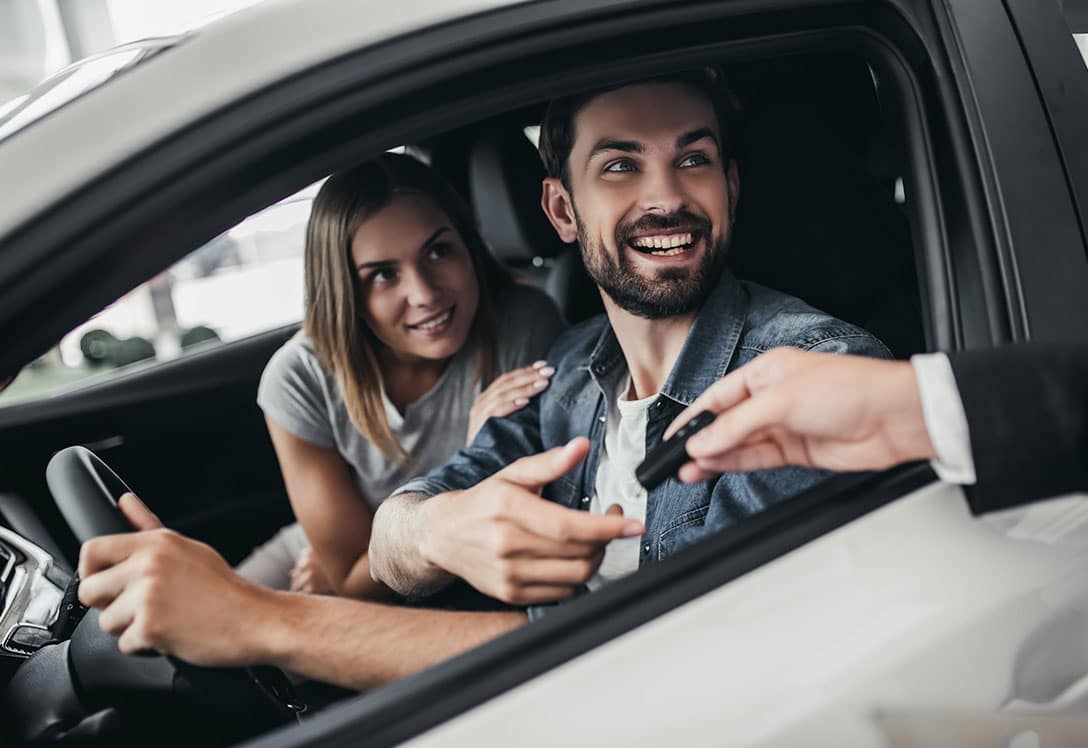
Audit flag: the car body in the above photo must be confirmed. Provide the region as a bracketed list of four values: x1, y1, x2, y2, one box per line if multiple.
[1, 0, 1088, 746]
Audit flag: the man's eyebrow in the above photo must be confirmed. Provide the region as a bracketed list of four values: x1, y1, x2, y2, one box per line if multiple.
[676, 127, 720, 151]
[587, 138, 644, 160]
[355, 226, 451, 270]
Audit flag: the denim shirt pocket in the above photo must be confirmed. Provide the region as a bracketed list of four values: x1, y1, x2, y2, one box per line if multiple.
[545, 475, 582, 510]
[656, 502, 711, 561]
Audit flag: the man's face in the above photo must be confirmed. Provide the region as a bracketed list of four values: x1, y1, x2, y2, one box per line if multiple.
[543, 82, 738, 319]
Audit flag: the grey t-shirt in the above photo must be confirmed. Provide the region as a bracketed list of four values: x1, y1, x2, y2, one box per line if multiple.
[257, 284, 566, 510]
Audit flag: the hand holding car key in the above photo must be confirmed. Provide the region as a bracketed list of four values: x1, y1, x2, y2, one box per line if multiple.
[635, 410, 716, 490]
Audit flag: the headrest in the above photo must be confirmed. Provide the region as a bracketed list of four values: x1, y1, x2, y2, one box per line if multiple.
[468, 128, 567, 264]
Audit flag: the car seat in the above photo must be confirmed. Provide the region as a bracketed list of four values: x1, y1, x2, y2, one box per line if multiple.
[468, 127, 603, 324]
[726, 53, 925, 358]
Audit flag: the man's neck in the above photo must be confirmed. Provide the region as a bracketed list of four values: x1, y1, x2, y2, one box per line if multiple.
[602, 296, 696, 401]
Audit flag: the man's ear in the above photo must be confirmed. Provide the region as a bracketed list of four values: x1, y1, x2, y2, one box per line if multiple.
[726, 159, 740, 209]
[541, 177, 579, 244]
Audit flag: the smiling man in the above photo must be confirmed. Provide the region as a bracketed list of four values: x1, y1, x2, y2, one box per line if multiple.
[78, 70, 890, 689]
[367, 70, 891, 607]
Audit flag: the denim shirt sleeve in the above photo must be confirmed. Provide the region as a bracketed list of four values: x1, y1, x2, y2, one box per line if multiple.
[393, 392, 545, 498]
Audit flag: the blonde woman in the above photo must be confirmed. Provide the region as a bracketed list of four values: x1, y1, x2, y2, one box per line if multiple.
[238, 154, 565, 599]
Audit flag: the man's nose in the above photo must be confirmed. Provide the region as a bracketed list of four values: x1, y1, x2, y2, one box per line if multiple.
[638, 165, 687, 215]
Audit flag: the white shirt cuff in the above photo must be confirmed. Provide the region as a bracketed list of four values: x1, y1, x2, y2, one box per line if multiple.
[911, 352, 977, 485]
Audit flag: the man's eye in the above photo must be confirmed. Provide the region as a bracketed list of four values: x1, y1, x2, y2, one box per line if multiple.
[603, 159, 636, 174]
[678, 153, 711, 168]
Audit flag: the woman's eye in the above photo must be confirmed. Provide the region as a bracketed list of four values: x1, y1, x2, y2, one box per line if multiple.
[603, 159, 636, 174]
[371, 268, 396, 284]
[427, 242, 452, 261]
[679, 153, 711, 168]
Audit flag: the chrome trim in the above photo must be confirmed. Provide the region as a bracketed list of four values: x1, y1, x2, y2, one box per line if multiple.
[0, 526, 63, 658]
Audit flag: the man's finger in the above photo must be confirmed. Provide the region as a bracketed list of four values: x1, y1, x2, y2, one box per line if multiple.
[488, 522, 606, 559]
[684, 393, 786, 461]
[506, 584, 580, 606]
[664, 372, 753, 440]
[97, 584, 140, 635]
[497, 438, 591, 490]
[78, 558, 138, 608]
[118, 493, 164, 531]
[507, 557, 601, 586]
[507, 493, 643, 543]
[79, 533, 155, 578]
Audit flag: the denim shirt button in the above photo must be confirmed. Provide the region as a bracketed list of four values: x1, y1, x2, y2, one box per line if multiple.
[643, 544, 651, 553]
[581, 496, 590, 504]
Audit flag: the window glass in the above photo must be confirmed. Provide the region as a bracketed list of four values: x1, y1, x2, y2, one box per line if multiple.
[0, 180, 322, 408]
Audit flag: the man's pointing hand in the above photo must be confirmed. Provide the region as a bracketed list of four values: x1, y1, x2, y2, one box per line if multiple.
[420, 437, 644, 605]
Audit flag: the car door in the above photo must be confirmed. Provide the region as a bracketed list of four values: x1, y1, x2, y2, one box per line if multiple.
[236, 2, 1088, 746]
[1, 0, 1085, 746]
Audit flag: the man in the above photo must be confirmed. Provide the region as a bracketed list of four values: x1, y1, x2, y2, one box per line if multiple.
[665, 344, 1088, 513]
[367, 70, 890, 607]
[78, 70, 888, 688]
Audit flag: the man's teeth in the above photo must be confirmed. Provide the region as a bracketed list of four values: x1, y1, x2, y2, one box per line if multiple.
[412, 309, 452, 330]
[632, 232, 694, 250]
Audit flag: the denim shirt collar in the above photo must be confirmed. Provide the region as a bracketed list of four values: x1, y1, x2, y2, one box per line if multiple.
[585, 270, 748, 407]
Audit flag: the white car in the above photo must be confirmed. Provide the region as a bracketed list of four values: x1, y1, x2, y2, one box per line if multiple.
[1, 1, 1088, 746]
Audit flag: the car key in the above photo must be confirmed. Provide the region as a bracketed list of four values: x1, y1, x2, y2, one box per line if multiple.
[636, 410, 716, 490]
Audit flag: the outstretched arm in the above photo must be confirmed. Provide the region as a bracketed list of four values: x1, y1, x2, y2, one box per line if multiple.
[78, 494, 525, 691]
[665, 347, 934, 478]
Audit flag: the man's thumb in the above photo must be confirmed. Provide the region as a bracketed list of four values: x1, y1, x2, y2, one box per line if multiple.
[118, 493, 164, 531]
[499, 437, 590, 489]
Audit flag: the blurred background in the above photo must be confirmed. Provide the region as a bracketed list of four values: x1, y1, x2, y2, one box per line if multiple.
[0, 0, 318, 407]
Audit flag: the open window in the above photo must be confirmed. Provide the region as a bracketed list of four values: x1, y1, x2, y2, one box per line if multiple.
[3, 0, 1087, 746]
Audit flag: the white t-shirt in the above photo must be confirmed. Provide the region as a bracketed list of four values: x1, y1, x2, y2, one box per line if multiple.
[587, 375, 657, 590]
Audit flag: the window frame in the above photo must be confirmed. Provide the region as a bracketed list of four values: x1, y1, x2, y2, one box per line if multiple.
[0, 0, 1059, 744]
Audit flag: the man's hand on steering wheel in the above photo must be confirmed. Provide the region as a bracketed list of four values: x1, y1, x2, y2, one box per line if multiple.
[77, 493, 277, 668]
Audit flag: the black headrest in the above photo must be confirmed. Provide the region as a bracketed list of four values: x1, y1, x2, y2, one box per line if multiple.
[468, 128, 567, 264]
[726, 53, 921, 355]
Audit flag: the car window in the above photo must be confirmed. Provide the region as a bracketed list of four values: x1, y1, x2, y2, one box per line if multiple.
[0, 181, 321, 408]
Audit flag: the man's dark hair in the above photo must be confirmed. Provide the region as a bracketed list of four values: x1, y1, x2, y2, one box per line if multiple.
[538, 68, 738, 189]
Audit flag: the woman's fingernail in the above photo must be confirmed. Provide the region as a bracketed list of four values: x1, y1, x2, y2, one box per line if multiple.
[534, 379, 548, 389]
[532, 360, 547, 369]
[514, 397, 530, 406]
[539, 366, 556, 377]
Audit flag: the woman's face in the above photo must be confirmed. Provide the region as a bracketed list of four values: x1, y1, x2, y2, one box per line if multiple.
[350, 192, 480, 365]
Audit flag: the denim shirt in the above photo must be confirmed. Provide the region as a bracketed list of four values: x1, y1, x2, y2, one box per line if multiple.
[395, 271, 891, 613]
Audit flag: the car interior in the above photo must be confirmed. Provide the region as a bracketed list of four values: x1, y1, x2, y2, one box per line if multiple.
[0, 43, 926, 746]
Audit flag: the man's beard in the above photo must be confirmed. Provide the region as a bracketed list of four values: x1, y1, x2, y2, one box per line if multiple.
[575, 208, 729, 320]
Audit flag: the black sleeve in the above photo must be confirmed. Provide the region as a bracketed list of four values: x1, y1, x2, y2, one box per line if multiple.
[948, 343, 1088, 514]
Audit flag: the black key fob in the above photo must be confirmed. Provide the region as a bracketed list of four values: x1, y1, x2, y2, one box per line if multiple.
[636, 410, 716, 490]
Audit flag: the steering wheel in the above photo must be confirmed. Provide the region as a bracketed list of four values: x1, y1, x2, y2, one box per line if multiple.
[3, 447, 302, 745]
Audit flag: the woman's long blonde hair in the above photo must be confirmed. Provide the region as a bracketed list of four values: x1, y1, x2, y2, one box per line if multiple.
[303, 154, 511, 463]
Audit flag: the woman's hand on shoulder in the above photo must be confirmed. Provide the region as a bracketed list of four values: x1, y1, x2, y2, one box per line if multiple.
[467, 361, 555, 444]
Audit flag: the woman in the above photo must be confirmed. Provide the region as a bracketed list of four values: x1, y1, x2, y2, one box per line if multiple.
[237, 153, 566, 599]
